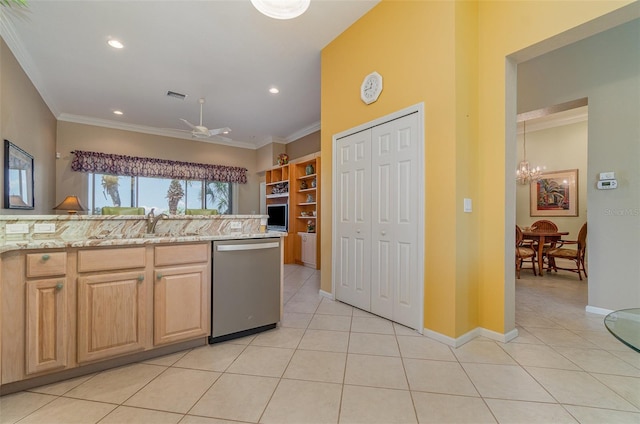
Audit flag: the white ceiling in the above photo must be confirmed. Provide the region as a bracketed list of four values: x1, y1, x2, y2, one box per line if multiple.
[1, 0, 379, 149]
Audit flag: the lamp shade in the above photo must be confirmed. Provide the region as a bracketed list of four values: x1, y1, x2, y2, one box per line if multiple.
[53, 195, 86, 214]
[251, 0, 310, 20]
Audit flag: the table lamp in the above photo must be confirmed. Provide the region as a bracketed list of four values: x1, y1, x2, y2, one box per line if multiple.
[53, 195, 86, 214]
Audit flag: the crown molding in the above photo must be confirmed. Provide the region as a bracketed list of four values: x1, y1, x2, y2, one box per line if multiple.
[254, 136, 287, 149]
[1, 15, 60, 117]
[517, 107, 588, 134]
[58, 113, 257, 150]
[286, 121, 321, 143]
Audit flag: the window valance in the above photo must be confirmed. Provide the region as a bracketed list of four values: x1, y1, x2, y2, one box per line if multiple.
[71, 150, 247, 184]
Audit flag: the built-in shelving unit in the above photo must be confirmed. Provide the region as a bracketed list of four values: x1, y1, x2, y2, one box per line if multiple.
[291, 155, 320, 269]
[263, 154, 320, 269]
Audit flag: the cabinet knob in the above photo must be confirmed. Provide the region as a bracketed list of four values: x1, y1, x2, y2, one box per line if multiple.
[356, 229, 361, 234]
[156, 273, 163, 280]
[42, 254, 50, 261]
[137, 275, 144, 282]
[381, 231, 387, 236]
[55, 282, 63, 290]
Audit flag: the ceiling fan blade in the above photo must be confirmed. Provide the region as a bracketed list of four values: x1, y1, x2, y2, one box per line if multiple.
[180, 118, 197, 130]
[208, 127, 232, 136]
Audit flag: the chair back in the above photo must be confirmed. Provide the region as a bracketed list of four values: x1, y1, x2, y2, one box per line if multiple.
[102, 207, 145, 215]
[516, 225, 524, 246]
[532, 220, 558, 232]
[185, 209, 218, 215]
[577, 222, 588, 254]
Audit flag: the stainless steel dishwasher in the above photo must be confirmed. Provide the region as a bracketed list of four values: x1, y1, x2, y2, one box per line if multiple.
[209, 238, 281, 343]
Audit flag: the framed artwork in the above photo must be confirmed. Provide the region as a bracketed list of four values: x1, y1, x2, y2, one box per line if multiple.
[530, 169, 578, 217]
[4, 140, 34, 209]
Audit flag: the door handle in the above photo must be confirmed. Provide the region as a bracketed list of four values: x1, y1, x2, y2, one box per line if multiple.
[217, 242, 279, 252]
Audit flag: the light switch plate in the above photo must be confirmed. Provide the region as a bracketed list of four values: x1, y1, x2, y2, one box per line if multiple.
[463, 198, 472, 213]
[34, 223, 56, 233]
[6, 223, 29, 234]
[230, 221, 242, 230]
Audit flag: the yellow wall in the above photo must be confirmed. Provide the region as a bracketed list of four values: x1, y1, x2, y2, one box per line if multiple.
[321, 0, 632, 338]
[475, 0, 632, 333]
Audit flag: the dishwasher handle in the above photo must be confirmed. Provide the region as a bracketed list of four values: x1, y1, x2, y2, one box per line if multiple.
[216, 242, 280, 252]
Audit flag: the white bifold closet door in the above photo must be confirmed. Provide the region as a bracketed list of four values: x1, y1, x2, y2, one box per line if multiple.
[335, 112, 421, 330]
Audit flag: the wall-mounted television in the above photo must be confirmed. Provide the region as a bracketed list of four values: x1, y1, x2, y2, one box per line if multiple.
[267, 203, 288, 232]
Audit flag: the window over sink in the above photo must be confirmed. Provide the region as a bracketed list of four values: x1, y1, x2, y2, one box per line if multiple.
[87, 173, 233, 215]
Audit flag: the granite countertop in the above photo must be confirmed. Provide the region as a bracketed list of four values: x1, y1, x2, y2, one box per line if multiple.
[0, 214, 286, 253]
[0, 232, 285, 254]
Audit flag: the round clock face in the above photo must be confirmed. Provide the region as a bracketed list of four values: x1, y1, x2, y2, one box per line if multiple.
[361, 72, 383, 104]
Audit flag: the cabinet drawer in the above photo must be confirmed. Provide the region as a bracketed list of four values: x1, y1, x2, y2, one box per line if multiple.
[155, 243, 209, 266]
[26, 252, 67, 278]
[78, 247, 146, 272]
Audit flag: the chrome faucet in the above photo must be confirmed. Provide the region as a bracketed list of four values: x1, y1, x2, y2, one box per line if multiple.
[146, 208, 168, 234]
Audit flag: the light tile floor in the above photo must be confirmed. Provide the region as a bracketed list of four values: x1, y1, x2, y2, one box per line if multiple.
[1, 265, 639, 423]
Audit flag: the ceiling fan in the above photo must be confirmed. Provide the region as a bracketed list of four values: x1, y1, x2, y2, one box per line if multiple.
[178, 98, 232, 141]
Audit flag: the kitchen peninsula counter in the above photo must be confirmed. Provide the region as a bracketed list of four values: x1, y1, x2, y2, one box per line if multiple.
[0, 214, 284, 394]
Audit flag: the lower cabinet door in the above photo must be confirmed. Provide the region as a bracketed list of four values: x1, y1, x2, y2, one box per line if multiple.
[25, 278, 68, 375]
[77, 271, 146, 363]
[154, 264, 209, 346]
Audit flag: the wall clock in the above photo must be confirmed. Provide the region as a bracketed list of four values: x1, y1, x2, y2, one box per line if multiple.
[360, 71, 383, 105]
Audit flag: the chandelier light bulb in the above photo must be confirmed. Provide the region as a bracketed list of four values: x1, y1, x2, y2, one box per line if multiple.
[515, 121, 544, 185]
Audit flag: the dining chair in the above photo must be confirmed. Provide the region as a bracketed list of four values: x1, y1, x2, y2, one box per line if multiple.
[546, 222, 588, 280]
[101, 206, 146, 215]
[516, 225, 537, 278]
[531, 220, 558, 232]
[531, 219, 559, 270]
[185, 209, 218, 215]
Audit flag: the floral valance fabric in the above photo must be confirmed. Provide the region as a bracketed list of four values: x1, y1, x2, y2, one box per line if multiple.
[71, 150, 247, 184]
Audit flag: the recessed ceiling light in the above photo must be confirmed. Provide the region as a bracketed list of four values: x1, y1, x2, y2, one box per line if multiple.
[251, 0, 310, 20]
[113, 110, 123, 115]
[269, 87, 280, 94]
[108, 39, 124, 49]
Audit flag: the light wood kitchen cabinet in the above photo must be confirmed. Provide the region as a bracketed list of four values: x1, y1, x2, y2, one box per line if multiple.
[76, 247, 148, 364]
[1, 242, 212, 389]
[77, 270, 147, 363]
[153, 243, 210, 346]
[25, 277, 69, 375]
[298, 232, 317, 268]
[1, 249, 71, 384]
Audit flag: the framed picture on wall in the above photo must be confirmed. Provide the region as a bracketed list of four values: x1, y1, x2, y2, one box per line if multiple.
[4, 140, 35, 210]
[530, 169, 578, 217]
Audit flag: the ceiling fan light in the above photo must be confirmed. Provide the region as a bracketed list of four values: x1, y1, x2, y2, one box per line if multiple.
[107, 39, 124, 49]
[251, 0, 310, 20]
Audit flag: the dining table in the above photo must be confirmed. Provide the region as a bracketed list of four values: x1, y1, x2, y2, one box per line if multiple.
[521, 230, 569, 276]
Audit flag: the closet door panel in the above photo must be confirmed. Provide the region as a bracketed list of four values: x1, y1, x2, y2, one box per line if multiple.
[371, 113, 420, 328]
[335, 130, 371, 311]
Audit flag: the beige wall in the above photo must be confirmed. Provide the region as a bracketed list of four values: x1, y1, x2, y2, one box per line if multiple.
[256, 131, 321, 183]
[286, 131, 320, 161]
[516, 120, 588, 239]
[256, 142, 287, 176]
[1, 38, 57, 215]
[55, 121, 260, 214]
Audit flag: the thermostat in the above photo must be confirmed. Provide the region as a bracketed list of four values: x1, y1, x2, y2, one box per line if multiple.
[597, 180, 617, 190]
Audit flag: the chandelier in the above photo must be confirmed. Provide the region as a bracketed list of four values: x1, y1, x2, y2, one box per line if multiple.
[251, 0, 310, 20]
[516, 121, 543, 185]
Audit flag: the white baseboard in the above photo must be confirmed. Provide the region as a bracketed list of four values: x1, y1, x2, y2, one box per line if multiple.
[319, 289, 334, 300]
[423, 326, 519, 348]
[585, 305, 613, 315]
